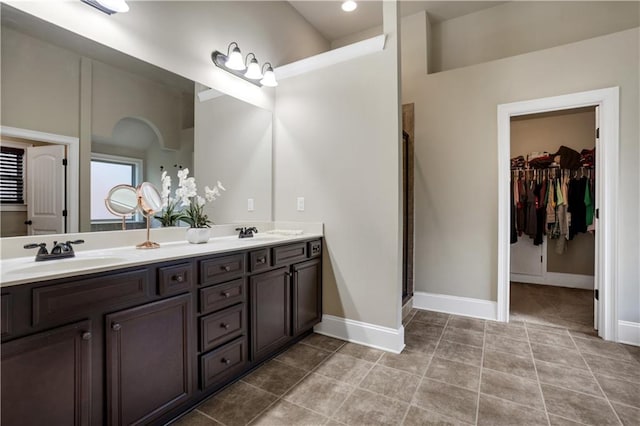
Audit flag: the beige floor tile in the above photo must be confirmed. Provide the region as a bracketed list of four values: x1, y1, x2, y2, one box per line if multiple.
[405, 321, 445, 338]
[527, 328, 576, 349]
[583, 352, 640, 383]
[534, 359, 603, 397]
[541, 383, 620, 425]
[325, 420, 347, 426]
[483, 348, 537, 380]
[435, 340, 483, 367]
[441, 326, 484, 347]
[480, 368, 544, 410]
[379, 350, 432, 376]
[530, 343, 588, 369]
[249, 400, 327, 426]
[425, 357, 481, 391]
[412, 379, 478, 424]
[484, 331, 532, 356]
[404, 331, 439, 354]
[301, 333, 346, 352]
[402, 405, 471, 426]
[596, 374, 640, 408]
[173, 411, 222, 426]
[412, 310, 450, 326]
[547, 414, 585, 426]
[612, 402, 640, 426]
[477, 394, 548, 426]
[486, 320, 528, 342]
[447, 316, 486, 333]
[358, 364, 421, 403]
[284, 373, 353, 417]
[275, 343, 332, 371]
[526, 322, 572, 335]
[242, 360, 307, 396]
[314, 353, 373, 386]
[574, 336, 639, 363]
[198, 381, 277, 426]
[332, 388, 408, 426]
[337, 343, 384, 363]
[622, 343, 640, 364]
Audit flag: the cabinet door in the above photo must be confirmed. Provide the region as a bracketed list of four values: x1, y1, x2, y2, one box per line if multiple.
[106, 294, 192, 426]
[250, 267, 291, 360]
[1, 320, 92, 426]
[293, 259, 322, 335]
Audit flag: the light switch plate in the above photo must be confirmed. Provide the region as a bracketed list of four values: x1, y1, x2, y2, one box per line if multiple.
[248, 198, 254, 211]
[297, 197, 305, 211]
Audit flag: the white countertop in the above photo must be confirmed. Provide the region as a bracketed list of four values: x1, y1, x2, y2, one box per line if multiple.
[0, 231, 322, 288]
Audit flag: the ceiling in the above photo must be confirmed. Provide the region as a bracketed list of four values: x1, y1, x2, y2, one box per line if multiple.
[288, 1, 506, 41]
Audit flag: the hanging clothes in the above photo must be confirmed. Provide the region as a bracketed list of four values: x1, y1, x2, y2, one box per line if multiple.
[568, 177, 588, 239]
[517, 178, 527, 236]
[510, 179, 518, 244]
[525, 180, 537, 239]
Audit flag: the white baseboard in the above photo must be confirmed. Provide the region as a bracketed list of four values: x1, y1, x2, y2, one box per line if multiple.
[313, 314, 405, 354]
[413, 291, 497, 321]
[510, 272, 594, 290]
[618, 321, 640, 346]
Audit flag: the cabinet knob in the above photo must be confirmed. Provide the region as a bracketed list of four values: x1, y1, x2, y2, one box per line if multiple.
[222, 291, 231, 298]
[112, 323, 122, 332]
[258, 257, 266, 264]
[81, 331, 92, 340]
[222, 265, 231, 272]
[221, 358, 231, 365]
[173, 274, 184, 283]
[285, 272, 291, 277]
[220, 323, 230, 329]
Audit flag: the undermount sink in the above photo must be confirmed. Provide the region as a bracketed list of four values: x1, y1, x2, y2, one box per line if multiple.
[4, 256, 130, 276]
[236, 234, 288, 243]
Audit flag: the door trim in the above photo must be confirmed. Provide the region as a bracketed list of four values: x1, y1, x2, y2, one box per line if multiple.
[0, 126, 79, 233]
[497, 87, 619, 341]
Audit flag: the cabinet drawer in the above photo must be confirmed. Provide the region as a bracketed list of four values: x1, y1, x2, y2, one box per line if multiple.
[200, 336, 248, 390]
[273, 243, 307, 267]
[158, 262, 193, 296]
[249, 248, 271, 272]
[200, 304, 246, 352]
[1, 294, 12, 337]
[33, 268, 148, 326]
[199, 254, 245, 285]
[308, 240, 322, 258]
[199, 279, 246, 315]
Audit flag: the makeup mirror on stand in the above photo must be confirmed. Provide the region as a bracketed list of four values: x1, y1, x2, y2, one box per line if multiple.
[104, 184, 139, 230]
[136, 182, 163, 249]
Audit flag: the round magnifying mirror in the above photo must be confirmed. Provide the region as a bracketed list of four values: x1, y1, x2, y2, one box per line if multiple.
[137, 182, 163, 215]
[105, 184, 138, 216]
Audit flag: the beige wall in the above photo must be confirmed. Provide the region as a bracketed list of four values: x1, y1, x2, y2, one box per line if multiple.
[431, 1, 640, 72]
[273, 4, 402, 329]
[1, 211, 27, 237]
[511, 108, 596, 276]
[404, 28, 639, 322]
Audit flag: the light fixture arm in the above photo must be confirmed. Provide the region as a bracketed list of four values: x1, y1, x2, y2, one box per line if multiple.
[245, 53, 258, 68]
[226, 42, 240, 56]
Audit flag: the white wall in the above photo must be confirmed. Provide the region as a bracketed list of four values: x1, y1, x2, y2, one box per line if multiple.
[273, 4, 402, 329]
[404, 28, 639, 323]
[195, 94, 272, 224]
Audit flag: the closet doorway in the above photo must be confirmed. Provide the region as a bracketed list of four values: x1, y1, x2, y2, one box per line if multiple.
[509, 107, 597, 334]
[402, 103, 415, 305]
[497, 87, 620, 342]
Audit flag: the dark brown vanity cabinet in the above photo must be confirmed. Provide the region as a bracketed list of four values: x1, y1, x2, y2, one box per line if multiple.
[105, 294, 192, 426]
[292, 258, 322, 336]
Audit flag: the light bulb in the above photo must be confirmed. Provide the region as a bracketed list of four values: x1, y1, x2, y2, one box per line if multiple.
[225, 46, 246, 71]
[260, 67, 278, 87]
[96, 0, 129, 13]
[245, 57, 263, 80]
[341, 1, 357, 12]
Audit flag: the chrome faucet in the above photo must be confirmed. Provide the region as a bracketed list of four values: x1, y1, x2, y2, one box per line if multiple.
[24, 240, 85, 261]
[235, 227, 258, 238]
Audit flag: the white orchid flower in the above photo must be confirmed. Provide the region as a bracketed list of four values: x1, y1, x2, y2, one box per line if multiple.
[197, 196, 205, 207]
[204, 186, 218, 202]
[217, 181, 226, 191]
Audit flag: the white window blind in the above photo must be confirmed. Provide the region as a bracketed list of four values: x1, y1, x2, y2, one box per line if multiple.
[0, 146, 25, 204]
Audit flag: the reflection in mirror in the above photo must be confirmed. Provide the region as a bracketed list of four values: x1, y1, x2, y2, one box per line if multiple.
[104, 184, 138, 230]
[136, 182, 162, 249]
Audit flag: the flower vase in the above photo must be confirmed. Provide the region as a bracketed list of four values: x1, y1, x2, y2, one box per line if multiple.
[186, 227, 210, 244]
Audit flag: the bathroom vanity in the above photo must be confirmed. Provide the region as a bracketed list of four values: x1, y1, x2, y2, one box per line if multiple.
[0, 234, 323, 425]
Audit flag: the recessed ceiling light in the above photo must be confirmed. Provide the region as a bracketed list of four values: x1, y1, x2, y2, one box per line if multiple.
[341, 1, 357, 13]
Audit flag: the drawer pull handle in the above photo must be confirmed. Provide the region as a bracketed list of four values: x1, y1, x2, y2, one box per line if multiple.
[222, 291, 231, 298]
[221, 265, 231, 272]
[81, 331, 92, 341]
[221, 323, 230, 329]
[285, 272, 291, 277]
[111, 323, 121, 332]
[257, 257, 266, 264]
[173, 274, 184, 283]
[221, 358, 231, 365]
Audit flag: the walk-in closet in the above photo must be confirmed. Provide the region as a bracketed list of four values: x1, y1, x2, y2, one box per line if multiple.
[509, 107, 597, 334]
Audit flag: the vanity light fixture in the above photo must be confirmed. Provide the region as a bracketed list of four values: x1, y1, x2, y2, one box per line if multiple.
[211, 42, 278, 88]
[342, 1, 357, 12]
[81, 0, 130, 15]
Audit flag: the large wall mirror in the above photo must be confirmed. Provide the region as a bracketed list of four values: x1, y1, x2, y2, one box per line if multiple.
[0, 4, 272, 237]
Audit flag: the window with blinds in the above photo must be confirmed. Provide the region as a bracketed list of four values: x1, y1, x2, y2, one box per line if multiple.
[0, 146, 25, 204]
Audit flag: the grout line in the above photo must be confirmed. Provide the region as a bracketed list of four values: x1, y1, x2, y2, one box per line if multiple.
[194, 409, 229, 425]
[473, 320, 487, 426]
[523, 321, 552, 426]
[567, 332, 625, 426]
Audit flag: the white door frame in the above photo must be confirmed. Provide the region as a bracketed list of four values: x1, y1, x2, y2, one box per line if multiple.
[497, 87, 619, 342]
[0, 126, 79, 233]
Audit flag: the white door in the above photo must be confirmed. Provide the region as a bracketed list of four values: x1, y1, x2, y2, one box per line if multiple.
[594, 106, 600, 331]
[26, 145, 66, 235]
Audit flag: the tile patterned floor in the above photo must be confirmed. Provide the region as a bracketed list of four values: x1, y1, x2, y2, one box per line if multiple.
[173, 310, 640, 426]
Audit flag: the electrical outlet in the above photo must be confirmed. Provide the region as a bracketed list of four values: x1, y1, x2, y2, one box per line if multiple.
[297, 197, 305, 211]
[247, 198, 254, 212]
